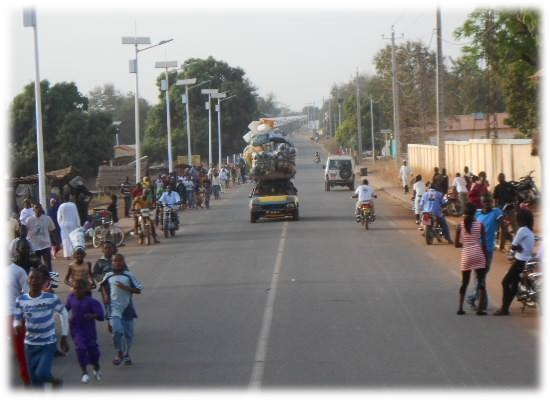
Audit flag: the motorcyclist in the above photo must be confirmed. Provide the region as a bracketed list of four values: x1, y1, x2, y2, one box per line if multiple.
[352, 179, 377, 222]
[158, 184, 181, 227]
[419, 186, 453, 244]
[314, 151, 321, 163]
[131, 190, 160, 244]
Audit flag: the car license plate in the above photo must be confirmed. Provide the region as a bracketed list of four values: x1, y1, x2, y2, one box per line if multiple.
[330, 173, 337, 178]
[266, 210, 281, 215]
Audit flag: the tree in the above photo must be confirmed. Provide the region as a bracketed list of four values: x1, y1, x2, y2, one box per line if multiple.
[455, 8, 540, 137]
[10, 80, 114, 178]
[144, 57, 258, 166]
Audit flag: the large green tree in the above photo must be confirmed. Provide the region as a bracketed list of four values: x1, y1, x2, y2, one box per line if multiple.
[455, 8, 540, 137]
[144, 57, 258, 166]
[10, 80, 114, 178]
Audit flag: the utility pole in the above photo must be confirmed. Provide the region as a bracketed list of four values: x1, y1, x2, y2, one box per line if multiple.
[383, 26, 402, 164]
[370, 96, 375, 163]
[485, 9, 498, 139]
[355, 69, 363, 164]
[435, 7, 446, 169]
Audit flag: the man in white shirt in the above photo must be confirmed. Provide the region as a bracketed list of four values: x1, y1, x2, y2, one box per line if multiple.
[158, 185, 181, 226]
[57, 194, 81, 259]
[452, 172, 469, 215]
[19, 198, 34, 226]
[352, 179, 377, 220]
[26, 203, 56, 272]
[398, 160, 412, 194]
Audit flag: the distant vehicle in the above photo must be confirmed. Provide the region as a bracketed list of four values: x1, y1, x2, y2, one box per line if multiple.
[324, 155, 355, 191]
[249, 179, 299, 223]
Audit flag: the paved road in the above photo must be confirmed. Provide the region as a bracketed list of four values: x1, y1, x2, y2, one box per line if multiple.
[15, 132, 539, 389]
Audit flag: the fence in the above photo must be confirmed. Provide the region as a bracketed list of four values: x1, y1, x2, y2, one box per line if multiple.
[408, 139, 541, 190]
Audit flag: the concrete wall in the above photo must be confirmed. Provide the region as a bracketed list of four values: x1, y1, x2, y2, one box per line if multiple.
[408, 139, 541, 190]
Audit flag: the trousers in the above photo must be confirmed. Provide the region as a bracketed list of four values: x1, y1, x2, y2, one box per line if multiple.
[111, 317, 134, 355]
[25, 342, 57, 387]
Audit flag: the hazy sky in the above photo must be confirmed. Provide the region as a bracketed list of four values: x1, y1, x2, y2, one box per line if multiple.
[2, 0, 490, 112]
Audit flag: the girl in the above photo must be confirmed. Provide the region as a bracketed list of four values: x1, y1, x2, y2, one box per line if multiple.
[455, 202, 488, 315]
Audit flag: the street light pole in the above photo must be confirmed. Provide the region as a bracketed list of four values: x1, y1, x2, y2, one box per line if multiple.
[213, 93, 235, 168]
[155, 60, 178, 173]
[122, 36, 173, 183]
[23, 7, 47, 208]
[201, 89, 218, 167]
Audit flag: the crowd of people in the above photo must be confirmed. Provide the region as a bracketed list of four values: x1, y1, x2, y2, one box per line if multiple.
[401, 161, 539, 317]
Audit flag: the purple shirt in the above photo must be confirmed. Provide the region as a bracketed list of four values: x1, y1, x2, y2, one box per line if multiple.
[65, 293, 104, 347]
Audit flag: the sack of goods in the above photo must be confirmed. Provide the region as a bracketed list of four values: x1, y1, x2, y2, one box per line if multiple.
[69, 227, 86, 250]
[248, 141, 296, 181]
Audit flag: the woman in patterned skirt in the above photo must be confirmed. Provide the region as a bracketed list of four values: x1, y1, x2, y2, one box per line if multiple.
[454, 202, 488, 315]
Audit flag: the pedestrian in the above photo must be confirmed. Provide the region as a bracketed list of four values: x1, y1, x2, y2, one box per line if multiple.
[57, 193, 81, 260]
[204, 177, 212, 209]
[64, 247, 96, 291]
[107, 194, 119, 225]
[466, 195, 503, 310]
[183, 175, 195, 208]
[47, 198, 62, 258]
[99, 253, 143, 366]
[455, 202, 488, 316]
[494, 208, 535, 315]
[120, 177, 132, 217]
[431, 167, 443, 193]
[440, 168, 449, 195]
[452, 172, 469, 215]
[10, 234, 40, 275]
[19, 198, 34, 226]
[212, 172, 221, 200]
[25, 203, 56, 272]
[463, 166, 473, 191]
[412, 175, 426, 225]
[419, 186, 454, 244]
[398, 160, 412, 194]
[13, 267, 70, 388]
[468, 172, 488, 209]
[8, 252, 31, 386]
[92, 241, 117, 283]
[66, 279, 105, 383]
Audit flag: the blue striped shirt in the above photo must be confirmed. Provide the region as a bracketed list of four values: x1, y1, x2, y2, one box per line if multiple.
[14, 292, 65, 345]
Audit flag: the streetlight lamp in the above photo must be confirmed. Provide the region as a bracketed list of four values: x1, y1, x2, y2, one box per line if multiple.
[201, 88, 218, 167]
[121, 36, 173, 183]
[175, 78, 210, 165]
[23, 6, 47, 208]
[155, 60, 178, 173]
[212, 93, 236, 168]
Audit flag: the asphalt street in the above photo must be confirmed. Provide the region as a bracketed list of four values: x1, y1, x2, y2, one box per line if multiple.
[11, 132, 540, 390]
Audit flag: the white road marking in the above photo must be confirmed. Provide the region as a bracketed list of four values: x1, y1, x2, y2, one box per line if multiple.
[249, 221, 288, 389]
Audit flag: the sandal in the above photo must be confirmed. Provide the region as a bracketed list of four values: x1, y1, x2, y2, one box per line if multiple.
[456, 310, 465, 315]
[112, 356, 122, 366]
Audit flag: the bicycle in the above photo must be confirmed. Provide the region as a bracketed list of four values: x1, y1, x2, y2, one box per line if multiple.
[91, 209, 125, 248]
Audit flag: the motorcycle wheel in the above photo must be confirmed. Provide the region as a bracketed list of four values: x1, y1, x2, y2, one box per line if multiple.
[112, 226, 125, 247]
[92, 227, 104, 248]
[425, 227, 434, 245]
[364, 217, 369, 230]
[144, 224, 151, 246]
[164, 222, 169, 238]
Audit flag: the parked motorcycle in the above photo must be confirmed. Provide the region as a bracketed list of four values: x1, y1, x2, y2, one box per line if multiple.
[421, 211, 444, 245]
[162, 203, 180, 238]
[357, 201, 375, 230]
[510, 170, 539, 204]
[443, 190, 461, 217]
[516, 257, 542, 313]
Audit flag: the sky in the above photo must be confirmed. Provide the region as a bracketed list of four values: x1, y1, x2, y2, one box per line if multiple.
[4, 1, 483, 112]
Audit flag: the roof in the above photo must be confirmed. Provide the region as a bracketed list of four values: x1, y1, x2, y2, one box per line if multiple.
[95, 160, 148, 189]
[425, 113, 513, 133]
[10, 165, 78, 185]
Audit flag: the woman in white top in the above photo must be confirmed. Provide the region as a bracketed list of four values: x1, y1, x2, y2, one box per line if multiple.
[412, 175, 426, 225]
[494, 207, 535, 315]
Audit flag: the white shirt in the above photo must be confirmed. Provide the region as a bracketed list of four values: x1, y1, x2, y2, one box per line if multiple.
[159, 191, 181, 207]
[19, 207, 34, 226]
[57, 201, 81, 229]
[453, 176, 468, 193]
[399, 165, 411, 180]
[354, 185, 376, 202]
[25, 214, 55, 251]
[513, 226, 535, 262]
[413, 181, 426, 197]
[8, 263, 29, 315]
[212, 175, 221, 186]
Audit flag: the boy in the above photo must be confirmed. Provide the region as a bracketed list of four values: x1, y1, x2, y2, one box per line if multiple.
[66, 279, 105, 383]
[13, 267, 70, 388]
[100, 254, 143, 366]
[64, 247, 95, 291]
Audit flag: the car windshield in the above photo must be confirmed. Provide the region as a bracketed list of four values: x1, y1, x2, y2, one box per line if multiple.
[254, 181, 296, 196]
[328, 160, 352, 169]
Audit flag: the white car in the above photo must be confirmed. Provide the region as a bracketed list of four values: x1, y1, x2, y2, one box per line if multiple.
[324, 155, 355, 191]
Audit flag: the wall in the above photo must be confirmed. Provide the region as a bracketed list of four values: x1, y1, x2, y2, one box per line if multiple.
[408, 139, 541, 190]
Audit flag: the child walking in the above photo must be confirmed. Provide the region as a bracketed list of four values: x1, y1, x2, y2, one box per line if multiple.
[65, 279, 105, 383]
[64, 247, 95, 291]
[99, 253, 143, 366]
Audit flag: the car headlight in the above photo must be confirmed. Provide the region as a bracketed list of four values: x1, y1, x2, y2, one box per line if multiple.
[286, 202, 296, 208]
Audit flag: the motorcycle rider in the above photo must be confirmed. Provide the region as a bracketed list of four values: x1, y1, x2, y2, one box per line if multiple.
[131, 191, 160, 244]
[352, 179, 377, 222]
[158, 184, 181, 227]
[314, 151, 321, 164]
[419, 185, 454, 244]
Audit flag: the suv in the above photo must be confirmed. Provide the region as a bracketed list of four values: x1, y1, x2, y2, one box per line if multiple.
[249, 180, 299, 223]
[324, 155, 355, 191]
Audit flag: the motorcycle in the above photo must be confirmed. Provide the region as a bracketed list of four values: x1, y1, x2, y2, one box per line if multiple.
[162, 203, 180, 238]
[516, 257, 542, 313]
[135, 208, 153, 245]
[443, 189, 461, 217]
[314, 154, 321, 164]
[357, 201, 375, 230]
[421, 211, 444, 245]
[510, 170, 539, 204]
